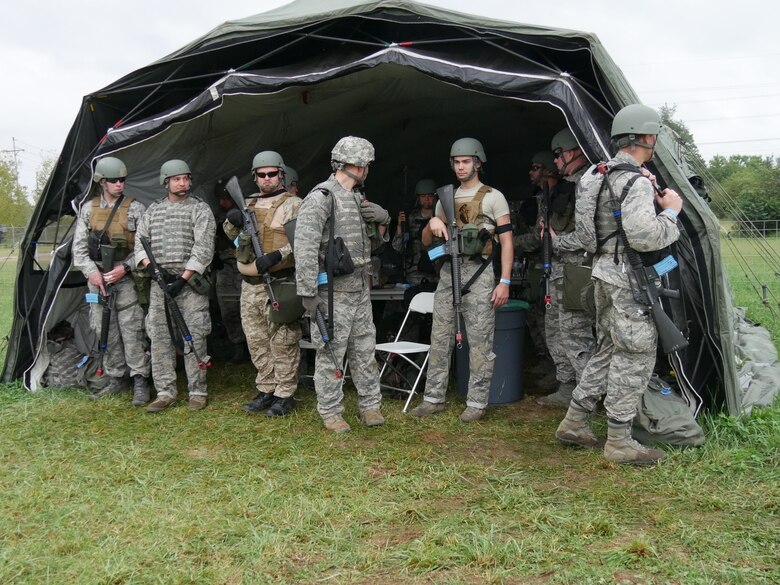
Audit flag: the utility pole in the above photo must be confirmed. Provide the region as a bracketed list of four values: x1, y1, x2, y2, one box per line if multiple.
[1, 137, 25, 191]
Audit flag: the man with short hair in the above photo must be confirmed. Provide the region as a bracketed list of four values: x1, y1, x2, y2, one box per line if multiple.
[136, 160, 215, 412]
[410, 138, 513, 422]
[555, 104, 683, 465]
[224, 151, 303, 417]
[392, 179, 439, 287]
[295, 136, 390, 432]
[533, 129, 596, 408]
[72, 156, 151, 405]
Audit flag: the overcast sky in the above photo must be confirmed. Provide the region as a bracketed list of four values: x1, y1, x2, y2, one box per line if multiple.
[1, 0, 778, 192]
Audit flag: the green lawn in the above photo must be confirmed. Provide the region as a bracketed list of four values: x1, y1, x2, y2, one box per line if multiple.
[0, 236, 778, 584]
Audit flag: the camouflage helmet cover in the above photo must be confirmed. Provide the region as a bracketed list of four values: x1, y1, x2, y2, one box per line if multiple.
[93, 157, 127, 182]
[331, 136, 375, 167]
[159, 160, 191, 185]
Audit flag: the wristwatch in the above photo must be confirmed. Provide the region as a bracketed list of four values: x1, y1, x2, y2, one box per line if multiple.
[122, 262, 132, 273]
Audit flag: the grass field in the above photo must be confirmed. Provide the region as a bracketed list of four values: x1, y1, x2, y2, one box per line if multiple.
[0, 236, 778, 584]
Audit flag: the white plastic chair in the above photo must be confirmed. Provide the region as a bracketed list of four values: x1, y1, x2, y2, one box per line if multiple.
[299, 325, 349, 388]
[375, 292, 435, 412]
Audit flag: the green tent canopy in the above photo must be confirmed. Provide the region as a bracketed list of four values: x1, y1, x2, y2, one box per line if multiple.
[6, 0, 778, 415]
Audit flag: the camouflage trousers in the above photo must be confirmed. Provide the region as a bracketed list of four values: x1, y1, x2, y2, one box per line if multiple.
[423, 261, 496, 409]
[572, 280, 657, 423]
[545, 276, 595, 384]
[311, 286, 381, 419]
[88, 276, 150, 380]
[215, 260, 245, 345]
[241, 281, 302, 398]
[146, 285, 210, 399]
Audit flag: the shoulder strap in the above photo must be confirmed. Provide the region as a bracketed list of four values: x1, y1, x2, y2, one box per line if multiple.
[100, 194, 126, 233]
[327, 194, 336, 340]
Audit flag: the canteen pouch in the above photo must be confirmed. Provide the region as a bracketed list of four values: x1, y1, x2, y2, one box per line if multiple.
[187, 272, 213, 296]
[562, 264, 593, 311]
[236, 233, 256, 264]
[268, 279, 305, 324]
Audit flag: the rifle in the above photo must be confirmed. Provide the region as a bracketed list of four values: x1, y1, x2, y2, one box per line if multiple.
[597, 165, 689, 354]
[430, 184, 464, 349]
[540, 182, 553, 309]
[139, 236, 212, 369]
[84, 244, 117, 376]
[223, 175, 280, 311]
[314, 307, 344, 379]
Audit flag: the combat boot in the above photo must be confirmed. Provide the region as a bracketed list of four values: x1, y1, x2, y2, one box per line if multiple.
[459, 406, 486, 422]
[409, 401, 446, 417]
[90, 377, 128, 400]
[536, 381, 575, 408]
[188, 395, 208, 410]
[146, 396, 176, 413]
[360, 408, 385, 427]
[555, 401, 602, 448]
[604, 420, 666, 465]
[243, 392, 276, 414]
[266, 396, 295, 417]
[131, 375, 150, 407]
[323, 415, 351, 433]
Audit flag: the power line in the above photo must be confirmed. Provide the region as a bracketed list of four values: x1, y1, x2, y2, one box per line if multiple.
[639, 81, 780, 94]
[697, 138, 780, 146]
[648, 93, 780, 106]
[625, 51, 780, 68]
[685, 113, 780, 122]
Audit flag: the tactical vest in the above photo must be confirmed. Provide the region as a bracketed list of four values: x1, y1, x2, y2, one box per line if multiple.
[145, 196, 199, 266]
[88, 196, 134, 261]
[455, 184, 495, 256]
[593, 164, 644, 257]
[236, 193, 295, 276]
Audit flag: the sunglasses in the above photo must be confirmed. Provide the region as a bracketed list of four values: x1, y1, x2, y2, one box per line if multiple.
[104, 177, 126, 184]
[552, 151, 563, 159]
[255, 170, 280, 179]
[530, 164, 544, 171]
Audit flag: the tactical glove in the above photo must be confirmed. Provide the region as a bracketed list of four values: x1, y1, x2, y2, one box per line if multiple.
[301, 295, 325, 317]
[166, 277, 187, 298]
[256, 250, 283, 274]
[144, 263, 157, 279]
[359, 201, 389, 225]
[226, 208, 244, 228]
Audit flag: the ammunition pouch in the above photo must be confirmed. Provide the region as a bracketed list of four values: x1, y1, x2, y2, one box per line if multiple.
[236, 233, 256, 265]
[131, 272, 151, 310]
[109, 234, 129, 261]
[268, 278, 305, 324]
[460, 224, 482, 256]
[562, 264, 593, 311]
[188, 272, 212, 296]
[87, 231, 109, 262]
[326, 237, 355, 277]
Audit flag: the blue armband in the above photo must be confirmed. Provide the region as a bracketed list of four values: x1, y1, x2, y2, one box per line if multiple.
[661, 208, 678, 219]
[499, 278, 511, 286]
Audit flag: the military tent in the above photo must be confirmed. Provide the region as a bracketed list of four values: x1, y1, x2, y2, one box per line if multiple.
[4, 0, 778, 415]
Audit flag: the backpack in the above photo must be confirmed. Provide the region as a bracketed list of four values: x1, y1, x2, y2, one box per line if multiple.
[632, 374, 706, 447]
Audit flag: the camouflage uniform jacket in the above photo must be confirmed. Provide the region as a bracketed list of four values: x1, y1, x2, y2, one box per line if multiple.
[295, 174, 388, 297]
[223, 191, 302, 265]
[72, 193, 147, 278]
[134, 195, 215, 275]
[580, 151, 680, 290]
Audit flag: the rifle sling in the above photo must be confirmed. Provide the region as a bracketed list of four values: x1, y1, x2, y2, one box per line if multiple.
[461, 250, 494, 295]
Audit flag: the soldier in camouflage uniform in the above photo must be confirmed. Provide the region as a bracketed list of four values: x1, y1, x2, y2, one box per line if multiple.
[409, 138, 514, 422]
[392, 179, 439, 287]
[283, 165, 300, 196]
[72, 156, 151, 405]
[513, 152, 556, 387]
[530, 129, 596, 408]
[224, 151, 303, 417]
[295, 137, 390, 433]
[213, 180, 248, 364]
[135, 160, 216, 412]
[555, 104, 682, 465]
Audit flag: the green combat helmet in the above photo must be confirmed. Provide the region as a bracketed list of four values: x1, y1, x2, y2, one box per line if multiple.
[282, 165, 298, 185]
[531, 151, 556, 173]
[611, 104, 662, 150]
[252, 151, 285, 172]
[550, 128, 579, 153]
[331, 136, 375, 168]
[93, 157, 127, 182]
[450, 137, 486, 163]
[415, 178, 437, 195]
[159, 160, 191, 185]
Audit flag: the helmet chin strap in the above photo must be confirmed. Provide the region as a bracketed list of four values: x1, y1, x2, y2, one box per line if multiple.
[561, 151, 586, 176]
[451, 156, 480, 182]
[343, 166, 366, 186]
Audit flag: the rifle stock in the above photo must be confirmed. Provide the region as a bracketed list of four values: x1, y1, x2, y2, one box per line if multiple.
[436, 185, 464, 349]
[140, 236, 211, 369]
[224, 176, 280, 311]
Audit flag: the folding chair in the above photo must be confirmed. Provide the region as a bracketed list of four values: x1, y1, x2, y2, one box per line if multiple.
[375, 291, 434, 412]
[299, 324, 348, 389]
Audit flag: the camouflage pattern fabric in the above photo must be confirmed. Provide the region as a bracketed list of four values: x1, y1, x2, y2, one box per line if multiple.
[545, 276, 594, 384]
[241, 280, 302, 398]
[421, 261, 496, 409]
[87, 277, 150, 379]
[571, 151, 680, 422]
[145, 286, 210, 399]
